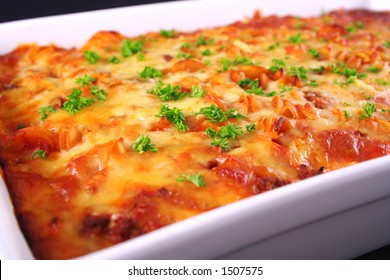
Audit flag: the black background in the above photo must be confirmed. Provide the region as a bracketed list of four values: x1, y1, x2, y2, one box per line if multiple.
[0, 0, 389, 260]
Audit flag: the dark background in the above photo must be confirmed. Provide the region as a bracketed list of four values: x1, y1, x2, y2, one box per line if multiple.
[0, 0, 389, 260]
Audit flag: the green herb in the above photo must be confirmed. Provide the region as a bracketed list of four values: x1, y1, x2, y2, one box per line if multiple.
[381, 108, 390, 113]
[177, 52, 193, 59]
[90, 86, 107, 101]
[344, 110, 352, 119]
[355, 21, 365, 29]
[121, 39, 144, 57]
[84, 51, 100, 64]
[189, 85, 205, 98]
[280, 84, 293, 93]
[157, 104, 189, 132]
[139, 66, 162, 79]
[347, 21, 365, 33]
[238, 78, 264, 95]
[201, 48, 212, 56]
[217, 124, 243, 140]
[211, 137, 231, 151]
[269, 59, 286, 73]
[38, 105, 56, 121]
[16, 124, 25, 130]
[160, 29, 177, 38]
[218, 56, 254, 71]
[287, 66, 308, 80]
[196, 35, 214, 47]
[75, 74, 96, 87]
[132, 134, 158, 153]
[63, 88, 94, 115]
[148, 81, 186, 101]
[109, 56, 120, 64]
[384, 40, 390, 49]
[196, 105, 227, 122]
[368, 66, 381, 73]
[331, 63, 367, 84]
[177, 172, 206, 187]
[246, 123, 256, 132]
[266, 91, 277, 97]
[268, 42, 280, 50]
[311, 65, 326, 74]
[308, 48, 320, 58]
[32, 149, 47, 160]
[288, 33, 305, 44]
[182, 42, 192, 49]
[359, 102, 376, 120]
[376, 78, 389, 86]
[204, 58, 211, 66]
[307, 80, 319, 87]
[225, 108, 245, 119]
[205, 127, 217, 138]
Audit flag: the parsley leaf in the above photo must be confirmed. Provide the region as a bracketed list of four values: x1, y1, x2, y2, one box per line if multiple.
[189, 85, 205, 98]
[384, 40, 390, 49]
[269, 59, 286, 73]
[84, 51, 100, 64]
[75, 74, 96, 87]
[38, 106, 55, 121]
[160, 29, 177, 38]
[306, 80, 319, 87]
[196, 35, 214, 47]
[376, 78, 389, 86]
[287, 66, 308, 80]
[268, 42, 280, 51]
[109, 56, 120, 64]
[238, 78, 264, 95]
[211, 137, 231, 151]
[218, 56, 254, 72]
[344, 110, 352, 119]
[308, 48, 320, 58]
[148, 81, 186, 101]
[90, 86, 107, 101]
[177, 172, 206, 187]
[246, 123, 256, 132]
[368, 66, 381, 73]
[177, 52, 193, 59]
[196, 105, 227, 122]
[32, 149, 47, 160]
[63, 88, 94, 115]
[132, 134, 158, 153]
[225, 108, 245, 119]
[217, 124, 244, 140]
[288, 33, 305, 44]
[201, 48, 212, 56]
[121, 39, 144, 57]
[157, 104, 189, 132]
[359, 102, 376, 120]
[139, 66, 162, 79]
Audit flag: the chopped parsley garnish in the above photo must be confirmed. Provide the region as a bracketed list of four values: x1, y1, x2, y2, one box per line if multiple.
[157, 104, 189, 132]
[268, 42, 280, 50]
[269, 59, 286, 73]
[160, 29, 177, 38]
[359, 102, 376, 120]
[219, 56, 254, 71]
[308, 48, 320, 59]
[196, 105, 227, 122]
[266, 91, 277, 97]
[75, 74, 96, 87]
[136, 53, 145, 61]
[311, 65, 326, 74]
[346, 21, 365, 33]
[207, 124, 245, 151]
[287, 66, 308, 80]
[63, 88, 94, 115]
[109, 56, 120, 64]
[32, 149, 47, 160]
[384, 40, 390, 49]
[176, 172, 206, 187]
[201, 48, 212, 56]
[238, 78, 264, 95]
[246, 123, 256, 132]
[121, 39, 144, 57]
[139, 66, 162, 79]
[182, 42, 192, 49]
[205, 127, 217, 138]
[196, 35, 214, 47]
[368, 66, 381, 73]
[331, 63, 366, 85]
[211, 137, 231, 151]
[344, 110, 352, 119]
[189, 85, 206, 98]
[288, 33, 305, 44]
[148, 81, 186, 101]
[306, 80, 319, 87]
[376, 78, 389, 86]
[216, 124, 244, 140]
[177, 52, 193, 59]
[84, 51, 100, 64]
[132, 134, 158, 153]
[280, 84, 293, 93]
[90, 86, 107, 101]
[38, 105, 56, 121]
[196, 105, 243, 122]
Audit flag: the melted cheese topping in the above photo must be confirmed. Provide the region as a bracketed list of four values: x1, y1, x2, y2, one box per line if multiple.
[1, 9, 390, 259]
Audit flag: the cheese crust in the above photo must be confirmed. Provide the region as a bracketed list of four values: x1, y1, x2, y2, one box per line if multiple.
[0, 9, 390, 259]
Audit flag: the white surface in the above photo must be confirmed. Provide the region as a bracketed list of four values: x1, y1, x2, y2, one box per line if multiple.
[0, 0, 390, 260]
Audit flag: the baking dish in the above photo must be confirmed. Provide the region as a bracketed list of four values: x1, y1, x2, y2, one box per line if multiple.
[1, 0, 390, 260]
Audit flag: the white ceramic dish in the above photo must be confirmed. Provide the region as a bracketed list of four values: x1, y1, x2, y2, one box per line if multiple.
[1, 0, 390, 260]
